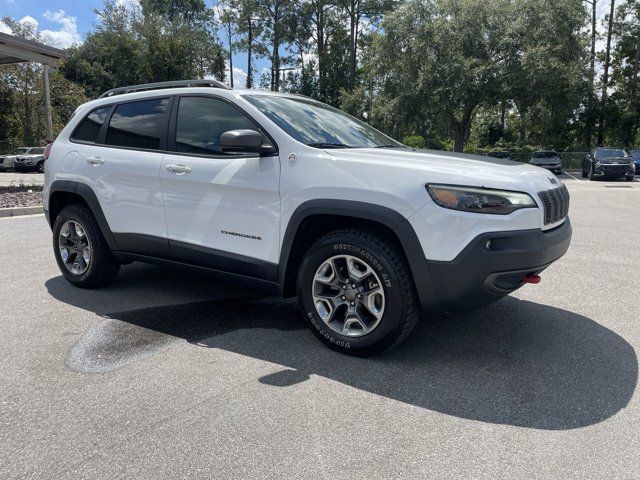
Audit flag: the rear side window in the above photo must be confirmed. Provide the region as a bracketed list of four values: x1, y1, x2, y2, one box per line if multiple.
[72, 106, 111, 143]
[106, 98, 170, 150]
[175, 97, 256, 155]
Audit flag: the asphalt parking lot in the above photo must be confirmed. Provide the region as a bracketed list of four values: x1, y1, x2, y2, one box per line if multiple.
[0, 177, 638, 479]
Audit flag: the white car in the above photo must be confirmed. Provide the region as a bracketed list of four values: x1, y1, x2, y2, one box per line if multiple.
[0, 147, 41, 171]
[43, 80, 572, 355]
[14, 147, 46, 172]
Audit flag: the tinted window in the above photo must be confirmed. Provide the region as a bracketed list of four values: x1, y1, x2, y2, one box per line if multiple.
[32, 148, 45, 154]
[73, 107, 111, 143]
[106, 98, 169, 150]
[175, 97, 257, 155]
[532, 151, 557, 158]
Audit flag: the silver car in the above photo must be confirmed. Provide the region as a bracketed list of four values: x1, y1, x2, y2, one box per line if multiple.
[530, 151, 562, 175]
[0, 147, 42, 171]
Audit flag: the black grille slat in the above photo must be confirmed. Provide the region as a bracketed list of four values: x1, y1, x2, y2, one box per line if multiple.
[537, 185, 569, 225]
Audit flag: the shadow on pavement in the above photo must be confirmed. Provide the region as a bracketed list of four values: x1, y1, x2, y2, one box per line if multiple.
[46, 265, 638, 431]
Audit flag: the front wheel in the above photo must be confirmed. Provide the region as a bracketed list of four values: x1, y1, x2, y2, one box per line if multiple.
[297, 229, 420, 356]
[626, 175, 634, 182]
[37, 161, 45, 173]
[52, 204, 120, 288]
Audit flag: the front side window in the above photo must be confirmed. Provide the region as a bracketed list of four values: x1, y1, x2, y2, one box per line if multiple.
[243, 94, 402, 149]
[175, 97, 257, 155]
[106, 98, 170, 150]
[72, 106, 111, 143]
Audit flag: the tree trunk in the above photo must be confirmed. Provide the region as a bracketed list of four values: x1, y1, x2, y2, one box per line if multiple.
[348, 1, 357, 90]
[228, 26, 234, 88]
[598, 0, 616, 146]
[246, 22, 253, 88]
[500, 100, 506, 136]
[585, 0, 597, 148]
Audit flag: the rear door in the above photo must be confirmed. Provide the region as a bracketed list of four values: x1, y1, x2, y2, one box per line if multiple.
[76, 97, 172, 256]
[160, 95, 280, 280]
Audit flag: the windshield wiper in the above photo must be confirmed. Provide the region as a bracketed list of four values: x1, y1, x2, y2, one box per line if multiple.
[374, 144, 404, 148]
[306, 142, 352, 149]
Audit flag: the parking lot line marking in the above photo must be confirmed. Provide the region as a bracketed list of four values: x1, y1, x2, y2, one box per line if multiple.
[564, 171, 582, 182]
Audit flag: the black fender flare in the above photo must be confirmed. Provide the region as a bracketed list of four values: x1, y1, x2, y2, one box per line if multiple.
[278, 199, 440, 312]
[48, 180, 119, 250]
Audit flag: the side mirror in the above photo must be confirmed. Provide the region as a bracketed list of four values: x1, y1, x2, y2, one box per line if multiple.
[220, 129, 267, 154]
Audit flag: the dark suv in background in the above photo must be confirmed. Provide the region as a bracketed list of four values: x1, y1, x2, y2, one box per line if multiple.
[582, 147, 635, 181]
[631, 150, 640, 175]
[530, 151, 562, 174]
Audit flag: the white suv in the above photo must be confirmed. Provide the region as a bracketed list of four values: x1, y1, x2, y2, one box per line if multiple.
[44, 80, 572, 355]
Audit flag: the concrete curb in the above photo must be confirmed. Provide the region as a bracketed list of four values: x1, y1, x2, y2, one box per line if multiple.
[0, 206, 44, 218]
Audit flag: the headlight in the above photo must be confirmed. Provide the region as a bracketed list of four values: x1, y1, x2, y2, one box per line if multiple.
[595, 161, 602, 168]
[630, 161, 635, 168]
[426, 184, 537, 215]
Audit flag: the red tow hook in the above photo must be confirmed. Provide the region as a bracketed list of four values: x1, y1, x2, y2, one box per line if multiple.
[522, 274, 541, 285]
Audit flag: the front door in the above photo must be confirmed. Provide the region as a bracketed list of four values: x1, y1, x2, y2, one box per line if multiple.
[160, 95, 280, 280]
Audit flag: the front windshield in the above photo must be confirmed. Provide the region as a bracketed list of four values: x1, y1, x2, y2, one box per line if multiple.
[243, 94, 403, 148]
[595, 149, 627, 159]
[31, 148, 45, 154]
[489, 152, 510, 158]
[532, 151, 557, 158]
[631, 151, 640, 160]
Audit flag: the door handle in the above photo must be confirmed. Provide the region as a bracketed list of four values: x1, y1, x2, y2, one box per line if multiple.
[85, 156, 104, 166]
[166, 164, 192, 175]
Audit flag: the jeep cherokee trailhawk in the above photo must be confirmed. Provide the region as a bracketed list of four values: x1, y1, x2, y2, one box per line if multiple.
[44, 80, 572, 355]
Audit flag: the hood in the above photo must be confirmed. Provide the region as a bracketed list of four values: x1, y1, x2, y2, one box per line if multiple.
[324, 148, 562, 196]
[17, 154, 44, 159]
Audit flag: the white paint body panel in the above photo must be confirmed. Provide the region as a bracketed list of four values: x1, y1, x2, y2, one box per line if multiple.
[160, 152, 280, 262]
[45, 87, 568, 265]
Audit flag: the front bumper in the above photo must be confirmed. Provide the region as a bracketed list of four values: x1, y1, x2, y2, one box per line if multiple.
[534, 164, 562, 174]
[594, 164, 634, 178]
[422, 218, 572, 313]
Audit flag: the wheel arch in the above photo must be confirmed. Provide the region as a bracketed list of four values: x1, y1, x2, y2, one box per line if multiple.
[48, 180, 118, 250]
[278, 200, 439, 311]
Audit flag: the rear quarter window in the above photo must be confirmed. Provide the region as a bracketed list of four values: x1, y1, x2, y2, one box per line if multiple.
[71, 106, 112, 143]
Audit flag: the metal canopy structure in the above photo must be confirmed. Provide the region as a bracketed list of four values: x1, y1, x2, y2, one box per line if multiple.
[0, 32, 68, 141]
[0, 32, 66, 67]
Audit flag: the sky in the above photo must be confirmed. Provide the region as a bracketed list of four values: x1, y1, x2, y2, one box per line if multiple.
[1, 0, 613, 88]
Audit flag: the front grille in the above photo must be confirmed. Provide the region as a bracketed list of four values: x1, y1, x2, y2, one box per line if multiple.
[538, 185, 570, 225]
[601, 165, 628, 175]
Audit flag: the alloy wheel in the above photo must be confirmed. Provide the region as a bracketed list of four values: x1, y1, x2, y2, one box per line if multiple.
[312, 254, 386, 337]
[58, 220, 91, 275]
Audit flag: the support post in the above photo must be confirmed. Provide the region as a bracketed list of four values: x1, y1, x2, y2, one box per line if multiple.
[43, 65, 53, 141]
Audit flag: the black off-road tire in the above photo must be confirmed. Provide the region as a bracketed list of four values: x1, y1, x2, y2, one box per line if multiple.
[297, 228, 421, 356]
[52, 204, 120, 288]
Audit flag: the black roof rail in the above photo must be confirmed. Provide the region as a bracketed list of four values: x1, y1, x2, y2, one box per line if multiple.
[99, 79, 229, 99]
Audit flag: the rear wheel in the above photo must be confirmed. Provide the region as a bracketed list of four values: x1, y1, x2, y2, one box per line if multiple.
[52, 204, 120, 288]
[297, 229, 420, 356]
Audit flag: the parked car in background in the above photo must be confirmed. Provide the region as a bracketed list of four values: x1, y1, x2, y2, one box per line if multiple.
[0, 147, 41, 171]
[582, 147, 635, 181]
[14, 147, 46, 173]
[530, 151, 562, 174]
[487, 151, 512, 160]
[631, 150, 640, 175]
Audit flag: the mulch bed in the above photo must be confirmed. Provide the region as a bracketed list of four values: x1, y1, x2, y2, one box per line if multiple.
[0, 186, 44, 209]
